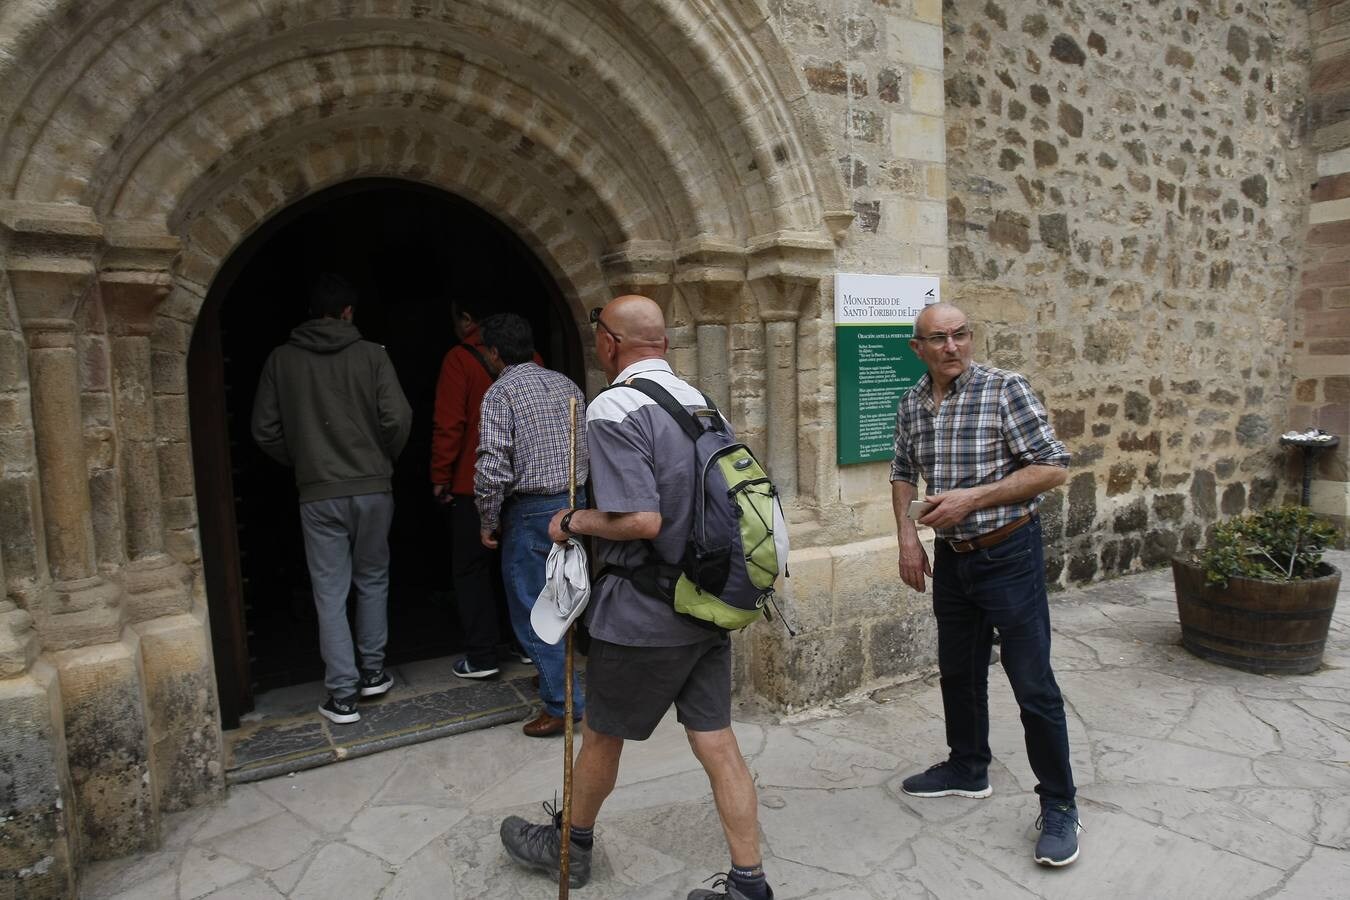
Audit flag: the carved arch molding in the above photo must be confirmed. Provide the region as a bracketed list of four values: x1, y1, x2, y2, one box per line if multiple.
[0, 0, 849, 646]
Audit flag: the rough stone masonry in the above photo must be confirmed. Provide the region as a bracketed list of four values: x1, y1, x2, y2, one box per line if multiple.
[0, 0, 1340, 895]
[941, 0, 1311, 579]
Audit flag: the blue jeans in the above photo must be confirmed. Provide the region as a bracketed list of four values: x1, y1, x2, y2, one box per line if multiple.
[931, 516, 1075, 804]
[501, 490, 586, 718]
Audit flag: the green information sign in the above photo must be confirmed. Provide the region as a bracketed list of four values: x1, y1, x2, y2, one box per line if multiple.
[834, 273, 939, 466]
[835, 324, 926, 464]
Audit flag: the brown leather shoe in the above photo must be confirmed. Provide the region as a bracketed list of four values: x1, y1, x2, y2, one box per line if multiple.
[522, 711, 581, 738]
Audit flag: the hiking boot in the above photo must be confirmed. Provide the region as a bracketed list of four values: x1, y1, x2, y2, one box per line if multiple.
[319, 694, 360, 724]
[452, 657, 500, 679]
[687, 874, 775, 899]
[1034, 799, 1083, 866]
[358, 669, 393, 697]
[900, 761, 992, 798]
[499, 804, 591, 888]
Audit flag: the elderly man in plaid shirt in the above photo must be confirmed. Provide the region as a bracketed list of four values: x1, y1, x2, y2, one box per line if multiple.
[476, 313, 588, 737]
[890, 303, 1082, 867]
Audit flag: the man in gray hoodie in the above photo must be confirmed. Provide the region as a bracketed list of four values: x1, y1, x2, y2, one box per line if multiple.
[252, 273, 413, 724]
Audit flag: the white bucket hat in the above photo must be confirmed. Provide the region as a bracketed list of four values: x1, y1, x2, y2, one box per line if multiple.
[532, 537, 591, 645]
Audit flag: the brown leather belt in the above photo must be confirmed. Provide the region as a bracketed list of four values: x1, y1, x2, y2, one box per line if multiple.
[947, 514, 1032, 553]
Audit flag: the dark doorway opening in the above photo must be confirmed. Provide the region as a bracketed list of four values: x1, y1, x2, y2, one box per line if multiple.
[190, 179, 582, 729]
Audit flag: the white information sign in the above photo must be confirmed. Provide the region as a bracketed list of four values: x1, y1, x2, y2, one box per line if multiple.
[834, 272, 940, 324]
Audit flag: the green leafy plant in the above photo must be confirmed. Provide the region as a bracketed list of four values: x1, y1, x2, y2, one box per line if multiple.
[1200, 505, 1339, 587]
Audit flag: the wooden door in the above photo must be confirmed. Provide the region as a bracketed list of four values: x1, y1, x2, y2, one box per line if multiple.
[189, 308, 253, 729]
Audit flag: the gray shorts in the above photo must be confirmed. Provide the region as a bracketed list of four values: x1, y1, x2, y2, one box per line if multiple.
[584, 634, 732, 740]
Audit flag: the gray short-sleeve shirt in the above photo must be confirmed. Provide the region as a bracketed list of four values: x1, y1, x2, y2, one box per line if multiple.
[584, 359, 721, 647]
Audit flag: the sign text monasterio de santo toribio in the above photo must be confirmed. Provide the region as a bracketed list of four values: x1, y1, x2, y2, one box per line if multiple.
[834, 272, 939, 465]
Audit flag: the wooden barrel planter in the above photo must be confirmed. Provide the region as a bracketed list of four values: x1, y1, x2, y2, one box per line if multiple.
[1171, 558, 1340, 674]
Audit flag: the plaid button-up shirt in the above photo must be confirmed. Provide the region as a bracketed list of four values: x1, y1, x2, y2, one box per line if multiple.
[475, 362, 588, 531]
[890, 362, 1069, 541]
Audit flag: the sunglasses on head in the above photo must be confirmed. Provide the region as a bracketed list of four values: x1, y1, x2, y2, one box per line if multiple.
[589, 306, 622, 342]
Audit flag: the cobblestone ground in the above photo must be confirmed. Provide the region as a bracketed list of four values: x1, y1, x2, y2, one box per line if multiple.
[83, 554, 1350, 899]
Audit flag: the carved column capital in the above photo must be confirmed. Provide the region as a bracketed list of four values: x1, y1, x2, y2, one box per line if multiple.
[673, 238, 748, 325]
[746, 232, 834, 321]
[0, 202, 103, 328]
[822, 209, 858, 245]
[100, 222, 181, 335]
[600, 240, 675, 310]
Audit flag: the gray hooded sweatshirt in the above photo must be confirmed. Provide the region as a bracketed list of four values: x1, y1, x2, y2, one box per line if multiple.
[251, 317, 413, 502]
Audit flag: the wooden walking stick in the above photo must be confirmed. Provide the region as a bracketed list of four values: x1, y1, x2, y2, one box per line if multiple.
[559, 396, 577, 899]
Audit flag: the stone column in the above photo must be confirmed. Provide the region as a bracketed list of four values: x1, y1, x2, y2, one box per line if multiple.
[103, 225, 223, 812]
[748, 235, 833, 505]
[1, 203, 123, 645]
[675, 239, 748, 415]
[0, 216, 78, 898]
[3, 203, 158, 859]
[695, 322, 730, 409]
[764, 318, 800, 500]
[101, 226, 192, 622]
[150, 283, 206, 567]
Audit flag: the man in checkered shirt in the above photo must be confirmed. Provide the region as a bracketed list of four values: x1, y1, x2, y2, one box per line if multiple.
[476, 313, 588, 737]
[890, 303, 1083, 868]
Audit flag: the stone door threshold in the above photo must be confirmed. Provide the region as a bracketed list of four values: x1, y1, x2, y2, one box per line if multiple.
[224, 662, 540, 785]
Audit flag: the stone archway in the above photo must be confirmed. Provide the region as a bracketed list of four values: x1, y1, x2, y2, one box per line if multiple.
[0, 0, 848, 879]
[190, 176, 585, 727]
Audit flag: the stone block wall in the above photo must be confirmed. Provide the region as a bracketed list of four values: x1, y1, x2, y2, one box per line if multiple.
[1293, 0, 1350, 532]
[759, 0, 951, 697]
[942, 0, 1310, 583]
[769, 0, 948, 533]
[0, 661, 77, 899]
[748, 535, 937, 712]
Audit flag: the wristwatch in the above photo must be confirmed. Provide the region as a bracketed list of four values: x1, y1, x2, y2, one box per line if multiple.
[560, 509, 578, 535]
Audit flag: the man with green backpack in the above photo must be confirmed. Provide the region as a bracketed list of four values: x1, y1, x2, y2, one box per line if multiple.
[498, 295, 781, 900]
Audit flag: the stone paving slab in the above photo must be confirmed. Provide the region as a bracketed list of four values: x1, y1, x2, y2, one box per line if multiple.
[83, 554, 1350, 899]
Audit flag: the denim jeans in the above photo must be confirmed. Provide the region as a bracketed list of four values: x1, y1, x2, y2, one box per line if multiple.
[501, 490, 586, 718]
[931, 516, 1075, 803]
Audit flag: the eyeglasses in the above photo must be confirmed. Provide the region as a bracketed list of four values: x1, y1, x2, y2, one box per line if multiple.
[914, 326, 973, 349]
[589, 306, 622, 343]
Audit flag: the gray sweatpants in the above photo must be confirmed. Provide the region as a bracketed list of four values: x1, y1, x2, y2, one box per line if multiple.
[299, 492, 395, 697]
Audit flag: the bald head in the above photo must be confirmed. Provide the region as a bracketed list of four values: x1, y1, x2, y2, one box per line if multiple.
[605, 295, 668, 344]
[593, 294, 669, 378]
[914, 302, 968, 336]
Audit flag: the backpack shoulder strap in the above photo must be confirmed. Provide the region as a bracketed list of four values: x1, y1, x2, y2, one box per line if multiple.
[605, 377, 702, 443]
[461, 344, 496, 381]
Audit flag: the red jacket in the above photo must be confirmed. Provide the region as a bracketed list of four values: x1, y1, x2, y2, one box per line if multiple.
[430, 324, 542, 495]
[431, 326, 495, 495]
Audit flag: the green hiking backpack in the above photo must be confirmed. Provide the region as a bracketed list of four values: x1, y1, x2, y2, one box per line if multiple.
[600, 378, 791, 632]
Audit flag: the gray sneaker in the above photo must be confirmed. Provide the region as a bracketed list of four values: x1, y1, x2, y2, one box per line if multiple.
[1034, 800, 1083, 866]
[687, 874, 774, 899]
[499, 805, 592, 888]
